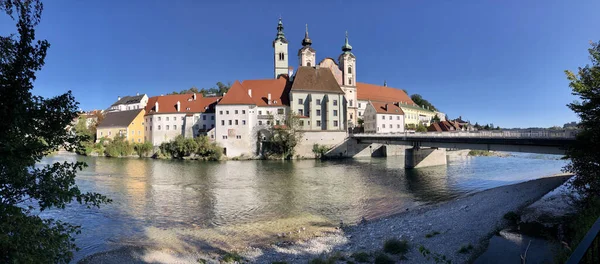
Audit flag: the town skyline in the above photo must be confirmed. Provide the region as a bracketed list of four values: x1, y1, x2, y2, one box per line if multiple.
[1, 0, 598, 127]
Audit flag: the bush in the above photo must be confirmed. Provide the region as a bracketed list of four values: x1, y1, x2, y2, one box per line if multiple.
[312, 144, 330, 159]
[374, 253, 394, 264]
[383, 238, 409, 255]
[159, 135, 222, 160]
[457, 244, 473, 254]
[221, 251, 242, 263]
[351, 252, 370, 263]
[104, 136, 133, 157]
[133, 142, 153, 157]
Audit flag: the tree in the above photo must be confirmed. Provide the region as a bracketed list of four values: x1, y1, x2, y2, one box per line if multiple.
[564, 40, 600, 200]
[167, 82, 231, 96]
[0, 1, 109, 262]
[431, 115, 441, 123]
[357, 118, 364, 127]
[261, 113, 303, 159]
[410, 94, 438, 111]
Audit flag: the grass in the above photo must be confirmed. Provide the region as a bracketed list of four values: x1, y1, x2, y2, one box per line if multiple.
[468, 150, 494, 156]
[374, 253, 395, 264]
[554, 198, 600, 263]
[222, 251, 242, 263]
[383, 238, 409, 255]
[425, 231, 441, 238]
[351, 252, 370, 263]
[457, 244, 474, 254]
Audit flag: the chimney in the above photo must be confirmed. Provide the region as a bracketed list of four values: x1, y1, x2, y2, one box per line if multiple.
[176, 101, 181, 112]
[268, 93, 272, 105]
[384, 80, 387, 87]
[118, 96, 121, 101]
[193, 93, 197, 100]
[155, 101, 159, 112]
[248, 89, 252, 98]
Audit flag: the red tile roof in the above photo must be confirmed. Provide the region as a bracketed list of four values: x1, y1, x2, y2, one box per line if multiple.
[218, 81, 256, 105]
[242, 76, 290, 106]
[145, 93, 220, 115]
[370, 101, 405, 115]
[428, 121, 461, 132]
[357, 82, 414, 104]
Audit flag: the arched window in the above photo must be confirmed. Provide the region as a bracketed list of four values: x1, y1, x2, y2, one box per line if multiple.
[348, 78, 352, 85]
[348, 66, 352, 74]
[279, 53, 284, 61]
[307, 62, 312, 67]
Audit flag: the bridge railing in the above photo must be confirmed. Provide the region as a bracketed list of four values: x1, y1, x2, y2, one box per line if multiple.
[351, 130, 578, 139]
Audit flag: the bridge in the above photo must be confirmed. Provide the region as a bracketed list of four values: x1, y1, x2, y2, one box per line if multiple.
[345, 130, 577, 169]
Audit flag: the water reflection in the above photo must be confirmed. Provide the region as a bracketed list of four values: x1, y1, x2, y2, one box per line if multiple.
[38, 152, 566, 261]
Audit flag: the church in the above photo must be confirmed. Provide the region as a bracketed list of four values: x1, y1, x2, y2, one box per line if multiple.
[211, 18, 437, 157]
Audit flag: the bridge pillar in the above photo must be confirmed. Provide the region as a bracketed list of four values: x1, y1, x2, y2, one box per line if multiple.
[405, 147, 447, 169]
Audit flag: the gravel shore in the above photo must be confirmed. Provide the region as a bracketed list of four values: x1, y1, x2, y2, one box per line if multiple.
[80, 174, 571, 264]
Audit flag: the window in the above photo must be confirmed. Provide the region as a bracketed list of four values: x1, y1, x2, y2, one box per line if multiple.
[228, 120, 232, 125]
[222, 135, 228, 139]
[166, 117, 169, 121]
[203, 124, 206, 129]
[383, 124, 386, 128]
[174, 125, 177, 130]
[158, 117, 161, 121]
[219, 111, 223, 115]
[382, 116, 385, 120]
[242, 110, 246, 114]
[181, 117, 184, 120]
[166, 125, 169, 130]
[389, 116, 392, 120]
[334, 120, 338, 127]
[333, 100, 338, 106]
[276, 120, 280, 125]
[235, 110, 238, 114]
[358, 103, 362, 108]
[348, 78, 352, 85]
[226, 110, 229, 114]
[359, 112, 362, 116]
[158, 125, 161, 130]
[258, 121, 263, 125]
[150, 126, 152, 131]
[397, 124, 401, 128]
[236, 135, 242, 139]
[349, 100, 353, 107]
[258, 110, 262, 115]
[299, 120, 304, 126]
[333, 110, 338, 116]
[267, 120, 271, 125]
[348, 66, 352, 74]
[316, 99, 321, 105]
[211, 116, 214, 120]
[316, 109, 321, 116]
[278, 52, 284, 61]
[211, 124, 214, 128]
[397, 116, 400, 120]
[298, 109, 303, 116]
[203, 115, 206, 120]
[235, 120, 238, 125]
[242, 120, 246, 125]
[138, 139, 141, 143]
[277, 108, 284, 114]
[100, 132, 103, 136]
[307, 62, 311, 67]
[316, 120, 321, 126]
[298, 98, 303, 104]
[308, 121, 311, 125]
[221, 120, 225, 125]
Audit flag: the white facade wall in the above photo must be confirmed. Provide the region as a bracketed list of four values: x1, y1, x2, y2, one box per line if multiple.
[110, 95, 149, 112]
[215, 105, 256, 157]
[299, 49, 316, 67]
[357, 99, 368, 119]
[363, 104, 404, 134]
[289, 92, 346, 131]
[145, 112, 215, 146]
[274, 41, 288, 78]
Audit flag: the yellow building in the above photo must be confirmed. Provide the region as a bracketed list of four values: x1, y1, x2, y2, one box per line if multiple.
[399, 103, 436, 127]
[96, 109, 145, 143]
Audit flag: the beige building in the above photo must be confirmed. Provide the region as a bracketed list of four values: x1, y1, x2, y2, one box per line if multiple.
[96, 109, 145, 143]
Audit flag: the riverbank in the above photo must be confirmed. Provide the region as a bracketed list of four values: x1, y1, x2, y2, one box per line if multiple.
[79, 173, 572, 263]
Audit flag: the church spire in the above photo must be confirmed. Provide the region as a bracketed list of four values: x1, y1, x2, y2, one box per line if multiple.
[342, 31, 352, 53]
[275, 17, 286, 42]
[302, 24, 312, 46]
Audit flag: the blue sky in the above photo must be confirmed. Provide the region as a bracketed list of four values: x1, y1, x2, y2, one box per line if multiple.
[1, 0, 599, 128]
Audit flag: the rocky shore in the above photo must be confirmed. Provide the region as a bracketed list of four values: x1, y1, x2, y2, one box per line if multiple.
[80, 174, 572, 264]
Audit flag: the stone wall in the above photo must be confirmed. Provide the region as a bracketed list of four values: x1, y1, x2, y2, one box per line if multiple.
[295, 131, 347, 158]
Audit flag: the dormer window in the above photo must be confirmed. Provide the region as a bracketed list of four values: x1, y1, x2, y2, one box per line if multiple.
[186, 107, 191, 111]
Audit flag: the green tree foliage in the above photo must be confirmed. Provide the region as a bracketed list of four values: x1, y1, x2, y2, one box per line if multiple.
[312, 144, 330, 159]
[103, 135, 134, 157]
[564, 40, 600, 200]
[357, 118, 364, 126]
[406, 123, 428, 132]
[0, 1, 109, 262]
[168, 82, 231, 96]
[410, 94, 438, 111]
[431, 115, 441, 123]
[159, 135, 222, 160]
[261, 113, 303, 159]
[133, 142, 153, 157]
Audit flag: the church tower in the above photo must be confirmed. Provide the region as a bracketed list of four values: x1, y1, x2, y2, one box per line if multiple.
[339, 31, 357, 127]
[273, 18, 289, 78]
[298, 24, 316, 67]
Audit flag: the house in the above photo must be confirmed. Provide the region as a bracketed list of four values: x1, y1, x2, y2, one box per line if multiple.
[364, 101, 405, 133]
[144, 93, 220, 146]
[108, 94, 148, 112]
[96, 109, 145, 143]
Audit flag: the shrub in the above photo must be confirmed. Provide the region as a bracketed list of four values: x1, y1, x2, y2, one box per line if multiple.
[383, 238, 409, 255]
[374, 253, 394, 264]
[457, 244, 473, 254]
[222, 251, 242, 263]
[312, 144, 330, 159]
[104, 136, 133, 157]
[351, 252, 370, 263]
[133, 142, 153, 157]
[159, 135, 222, 160]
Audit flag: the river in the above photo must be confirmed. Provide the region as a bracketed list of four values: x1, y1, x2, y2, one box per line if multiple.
[37, 152, 566, 262]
